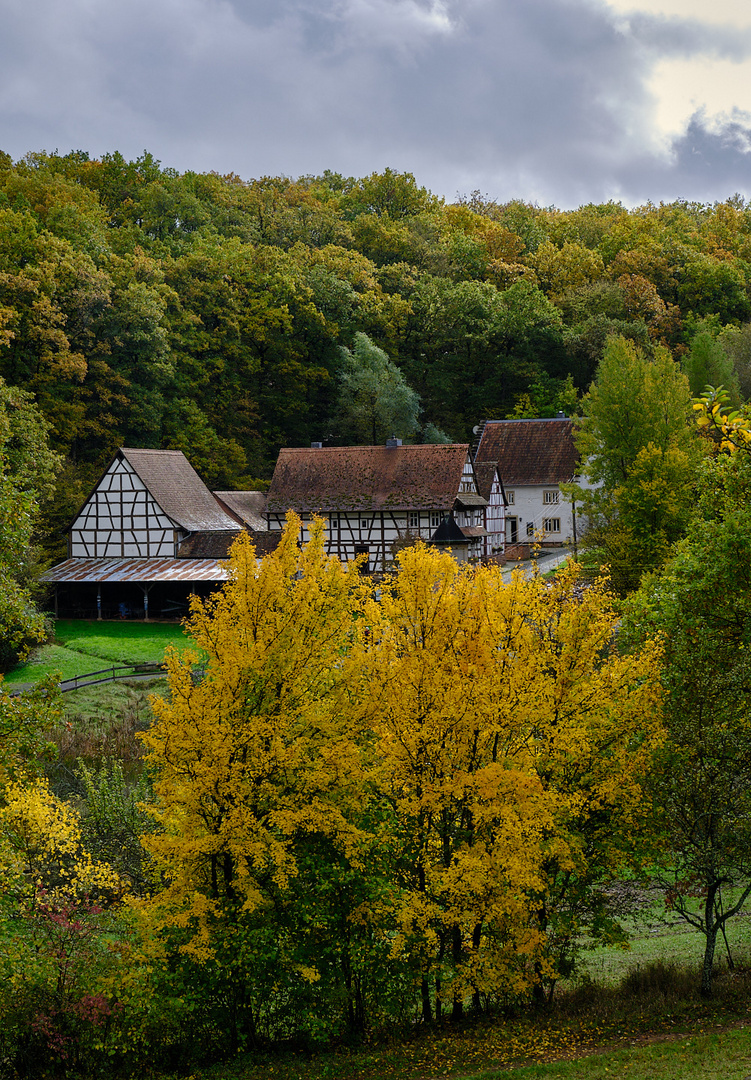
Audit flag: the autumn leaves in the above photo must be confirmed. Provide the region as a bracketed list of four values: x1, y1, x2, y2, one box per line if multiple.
[138, 517, 663, 1036]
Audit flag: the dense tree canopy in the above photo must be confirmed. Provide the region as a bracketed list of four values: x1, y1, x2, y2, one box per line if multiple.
[0, 150, 750, 560]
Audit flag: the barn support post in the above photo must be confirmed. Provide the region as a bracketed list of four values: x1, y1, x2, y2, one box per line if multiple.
[139, 583, 152, 622]
[96, 584, 102, 621]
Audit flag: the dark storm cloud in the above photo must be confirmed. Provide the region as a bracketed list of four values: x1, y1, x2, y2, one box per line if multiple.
[0, 0, 750, 207]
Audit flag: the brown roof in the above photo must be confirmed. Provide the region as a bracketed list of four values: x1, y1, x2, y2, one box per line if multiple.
[473, 461, 500, 502]
[214, 491, 268, 531]
[177, 532, 244, 559]
[474, 420, 579, 486]
[267, 444, 474, 514]
[178, 526, 282, 559]
[119, 449, 241, 532]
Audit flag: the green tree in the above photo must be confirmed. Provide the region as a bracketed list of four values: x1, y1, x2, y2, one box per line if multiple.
[0, 379, 60, 669]
[574, 336, 701, 593]
[682, 331, 740, 402]
[625, 445, 751, 995]
[336, 332, 420, 444]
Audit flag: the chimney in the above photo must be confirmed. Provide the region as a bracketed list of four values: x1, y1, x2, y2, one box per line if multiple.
[311, 441, 323, 449]
[386, 436, 402, 448]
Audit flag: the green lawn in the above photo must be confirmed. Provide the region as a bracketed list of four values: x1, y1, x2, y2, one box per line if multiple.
[3, 619, 197, 685]
[188, 1017, 751, 1080]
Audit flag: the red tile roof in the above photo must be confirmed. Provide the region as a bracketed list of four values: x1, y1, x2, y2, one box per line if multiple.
[267, 444, 472, 514]
[475, 420, 578, 486]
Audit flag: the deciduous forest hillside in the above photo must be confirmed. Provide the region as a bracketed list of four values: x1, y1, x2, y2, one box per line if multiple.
[2, 150, 751, 547]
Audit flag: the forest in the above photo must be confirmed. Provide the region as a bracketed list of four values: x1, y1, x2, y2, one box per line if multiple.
[0, 150, 750, 540]
[2, 150, 751, 1077]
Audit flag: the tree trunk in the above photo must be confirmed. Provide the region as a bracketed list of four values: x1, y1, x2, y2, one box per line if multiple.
[421, 977, 432, 1023]
[701, 884, 720, 998]
[451, 923, 463, 1021]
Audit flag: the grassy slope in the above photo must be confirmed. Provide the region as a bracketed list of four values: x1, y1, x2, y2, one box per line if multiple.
[3, 619, 196, 685]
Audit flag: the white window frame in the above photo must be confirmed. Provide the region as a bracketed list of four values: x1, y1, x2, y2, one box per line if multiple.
[543, 490, 559, 504]
[506, 490, 515, 505]
[543, 517, 561, 533]
[408, 511, 419, 530]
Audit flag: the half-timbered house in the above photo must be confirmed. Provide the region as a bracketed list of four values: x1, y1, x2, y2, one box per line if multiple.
[44, 448, 250, 619]
[266, 440, 495, 572]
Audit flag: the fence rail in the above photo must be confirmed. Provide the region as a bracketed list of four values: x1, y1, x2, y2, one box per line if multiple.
[9, 662, 166, 697]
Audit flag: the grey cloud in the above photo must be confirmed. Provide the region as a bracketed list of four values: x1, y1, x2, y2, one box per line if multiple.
[625, 12, 751, 61]
[0, 0, 749, 207]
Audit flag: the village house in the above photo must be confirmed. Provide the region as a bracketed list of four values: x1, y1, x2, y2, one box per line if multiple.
[474, 418, 583, 548]
[43, 448, 276, 620]
[265, 439, 503, 573]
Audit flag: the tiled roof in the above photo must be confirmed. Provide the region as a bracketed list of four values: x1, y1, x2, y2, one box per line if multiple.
[119, 449, 240, 532]
[475, 420, 579, 486]
[214, 491, 268, 531]
[177, 532, 245, 559]
[473, 461, 500, 502]
[267, 444, 472, 514]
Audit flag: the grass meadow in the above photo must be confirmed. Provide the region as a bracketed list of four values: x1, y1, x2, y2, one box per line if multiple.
[3, 619, 196, 685]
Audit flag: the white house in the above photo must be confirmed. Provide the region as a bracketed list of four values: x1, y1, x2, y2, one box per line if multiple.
[474, 419, 582, 548]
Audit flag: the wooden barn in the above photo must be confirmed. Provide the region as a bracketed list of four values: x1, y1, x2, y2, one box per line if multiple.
[43, 448, 274, 620]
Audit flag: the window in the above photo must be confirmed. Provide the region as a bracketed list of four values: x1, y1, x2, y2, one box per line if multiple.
[408, 511, 419, 530]
[506, 490, 515, 505]
[328, 515, 340, 531]
[544, 518, 561, 533]
[460, 480, 473, 492]
[544, 490, 559, 504]
[430, 510, 441, 529]
[360, 518, 370, 531]
[526, 522, 534, 537]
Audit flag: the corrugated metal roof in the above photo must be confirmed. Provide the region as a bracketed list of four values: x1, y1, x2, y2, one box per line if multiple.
[267, 444, 472, 513]
[475, 420, 579, 486]
[214, 491, 268, 531]
[42, 557, 230, 584]
[119, 449, 240, 532]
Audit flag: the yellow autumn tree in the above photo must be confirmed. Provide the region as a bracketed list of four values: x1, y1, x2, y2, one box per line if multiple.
[136, 514, 375, 1047]
[134, 524, 663, 1047]
[361, 546, 663, 1015]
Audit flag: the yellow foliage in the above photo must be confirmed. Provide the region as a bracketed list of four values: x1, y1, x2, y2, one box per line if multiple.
[139, 514, 371, 938]
[360, 545, 663, 1006]
[0, 777, 121, 903]
[137, 519, 663, 1013]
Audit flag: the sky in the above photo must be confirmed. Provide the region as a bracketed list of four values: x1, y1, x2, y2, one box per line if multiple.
[2, 0, 751, 208]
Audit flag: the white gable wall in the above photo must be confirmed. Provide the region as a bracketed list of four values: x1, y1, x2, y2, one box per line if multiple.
[69, 456, 185, 558]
